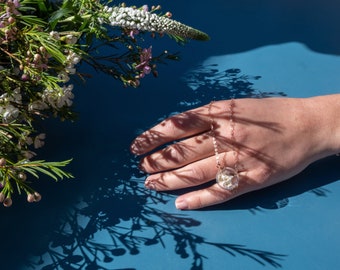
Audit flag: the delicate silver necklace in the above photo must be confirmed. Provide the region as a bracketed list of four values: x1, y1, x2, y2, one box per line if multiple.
[209, 99, 239, 191]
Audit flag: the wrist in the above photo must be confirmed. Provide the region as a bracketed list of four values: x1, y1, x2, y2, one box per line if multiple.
[305, 94, 340, 159]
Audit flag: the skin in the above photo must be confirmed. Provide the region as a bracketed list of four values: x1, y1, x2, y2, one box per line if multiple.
[130, 94, 340, 210]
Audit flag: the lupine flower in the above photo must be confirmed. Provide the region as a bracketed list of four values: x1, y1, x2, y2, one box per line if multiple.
[102, 6, 210, 41]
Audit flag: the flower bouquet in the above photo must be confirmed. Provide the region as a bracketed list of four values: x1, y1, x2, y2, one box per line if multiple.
[0, 0, 209, 206]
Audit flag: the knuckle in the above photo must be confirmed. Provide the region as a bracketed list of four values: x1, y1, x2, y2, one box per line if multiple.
[189, 165, 206, 181]
[163, 144, 186, 163]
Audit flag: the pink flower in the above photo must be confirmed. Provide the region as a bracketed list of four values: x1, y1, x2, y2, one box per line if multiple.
[136, 46, 152, 77]
[129, 29, 139, 39]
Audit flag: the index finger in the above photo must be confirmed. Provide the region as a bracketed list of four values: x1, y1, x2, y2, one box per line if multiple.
[130, 105, 210, 155]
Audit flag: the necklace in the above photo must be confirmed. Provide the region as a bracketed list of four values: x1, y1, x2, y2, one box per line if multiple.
[209, 99, 239, 191]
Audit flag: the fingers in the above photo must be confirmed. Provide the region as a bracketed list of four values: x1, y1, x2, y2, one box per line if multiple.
[147, 165, 251, 210]
[130, 105, 210, 155]
[143, 155, 258, 210]
[174, 187, 236, 210]
[139, 131, 216, 173]
[131, 100, 250, 210]
[144, 155, 218, 190]
[174, 172, 254, 210]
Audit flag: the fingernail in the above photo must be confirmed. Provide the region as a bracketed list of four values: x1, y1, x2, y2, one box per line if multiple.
[145, 179, 156, 190]
[175, 199, 188, 210]
[138, 162, 145, 172]
[130, 139, 143, 155]
[130, 143, 140, 155]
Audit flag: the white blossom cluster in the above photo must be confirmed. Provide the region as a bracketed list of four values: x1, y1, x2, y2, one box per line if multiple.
[102, 6, 209, 41]
[27, 32, 80, 111]
[65, 51, 81, 75]
[42, 84, 74, 108]
[0, 87, 21, 123]
[36, 84, 75, 110]
[49, 31, 81, 77]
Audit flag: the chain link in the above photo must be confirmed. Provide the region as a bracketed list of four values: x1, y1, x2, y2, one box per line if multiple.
[209, 99, 238, 171]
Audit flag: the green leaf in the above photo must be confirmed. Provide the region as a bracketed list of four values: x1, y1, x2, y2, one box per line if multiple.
[49, 8, 74, 25]
[14, 159, 74, 182]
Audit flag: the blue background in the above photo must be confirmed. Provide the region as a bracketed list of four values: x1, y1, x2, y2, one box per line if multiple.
[1, 0, 340, 269]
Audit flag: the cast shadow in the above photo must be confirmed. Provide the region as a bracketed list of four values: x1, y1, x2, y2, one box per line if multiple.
[0, 68, 295, 269]
[182, 66, 286, 103]
[23, 152, 286, 270]
[13, 63, 289, 269]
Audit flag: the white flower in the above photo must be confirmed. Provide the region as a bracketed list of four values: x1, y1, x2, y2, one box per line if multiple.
[65, 66, 76, 74]
[42, 84, 74, 109]
[12, 87, 22, 104]
[67, 52, 81, 65]
[2, 104, 19, 123]
[101, 6, 209, 41]
[49, 31, 60, 40]
[58, 71, 70, 83]
[28, 100, 49, 111]
[22, 150, 36, 159]
[65, 34, 78, 44]
[34, 133, 46, 149]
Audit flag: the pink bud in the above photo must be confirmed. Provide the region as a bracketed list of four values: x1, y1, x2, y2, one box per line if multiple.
[165, 12, 172, 18]
[8, 17, 15, 24]
[0, 192, 5, 203]
[34, 192, 42, 202]
[27, 194, 35, 203]
[3, 197, 12, 207]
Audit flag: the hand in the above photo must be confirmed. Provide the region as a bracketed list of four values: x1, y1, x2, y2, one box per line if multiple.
[130, 95, 340, 210]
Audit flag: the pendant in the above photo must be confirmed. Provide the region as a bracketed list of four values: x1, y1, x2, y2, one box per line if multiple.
[216, 167, 239, 191]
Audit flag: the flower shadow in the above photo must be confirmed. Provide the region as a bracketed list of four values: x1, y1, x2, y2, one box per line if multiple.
[24, 153, 286, 270]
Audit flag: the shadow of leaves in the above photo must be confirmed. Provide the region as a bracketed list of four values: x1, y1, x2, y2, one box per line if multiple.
[24, 154, 286, 270]
[182, 66, 286, 105]
[20, 67, 294, 270]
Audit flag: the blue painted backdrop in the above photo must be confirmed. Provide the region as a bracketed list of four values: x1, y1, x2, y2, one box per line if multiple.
[1, 1, 340, 269]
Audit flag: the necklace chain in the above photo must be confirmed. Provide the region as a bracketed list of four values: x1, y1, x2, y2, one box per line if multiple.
[209, 99, 240, 190]
[209, 99, 238, 171]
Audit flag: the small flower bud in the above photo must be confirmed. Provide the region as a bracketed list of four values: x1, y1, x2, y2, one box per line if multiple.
[21, 73, 30, 81]
[39, 46, 46, 54]
[3, 197, 12, 207]
[34, 54, 41, 63]
[27, 193, 35, 203]
[18, 172, 27, 181]
[34, 192, 42, 202]
[0, 157, 6, 167]
[0, 192, 5, 203]
[152, 70, 159, 77]
[8, 17, 15, 24]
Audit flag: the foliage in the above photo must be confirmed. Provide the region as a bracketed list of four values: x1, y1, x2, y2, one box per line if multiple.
[0, 0, 209, 206]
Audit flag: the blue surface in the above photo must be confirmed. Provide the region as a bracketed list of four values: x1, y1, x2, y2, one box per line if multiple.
[1, 0, 340, 269]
